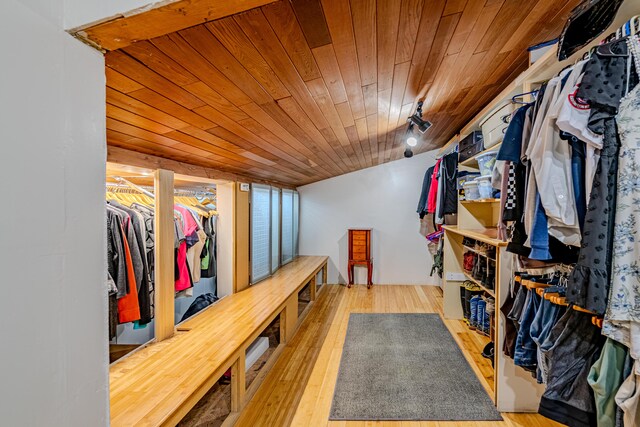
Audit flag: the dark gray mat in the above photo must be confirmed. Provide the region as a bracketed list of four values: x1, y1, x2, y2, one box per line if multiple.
[329, 313, 502, 421]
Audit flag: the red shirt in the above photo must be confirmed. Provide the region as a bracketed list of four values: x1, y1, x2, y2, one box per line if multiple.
[427, 159, 441, 213]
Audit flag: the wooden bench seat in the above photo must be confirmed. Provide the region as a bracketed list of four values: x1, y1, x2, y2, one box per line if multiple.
[109, 255, 329, 426]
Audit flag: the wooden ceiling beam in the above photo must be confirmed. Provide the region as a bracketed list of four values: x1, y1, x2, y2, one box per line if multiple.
[70, 0, 279, 51]
[107, 146, 299, 189]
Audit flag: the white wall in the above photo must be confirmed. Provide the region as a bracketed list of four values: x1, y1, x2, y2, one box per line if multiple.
[298, 150, 439, 285]
[64, 0, 161, 30]
[0, 0, 107, 425]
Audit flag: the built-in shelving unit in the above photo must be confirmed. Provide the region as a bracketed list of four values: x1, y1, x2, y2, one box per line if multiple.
[462, 271, 496, 298]
[439, 45, 566, 413]
[462, 244, 496, 261]
[460, 198, 501, 205]
[459, 143, 502, 168]
[436, 4, 640, 410]
[443, 226, 506, 246]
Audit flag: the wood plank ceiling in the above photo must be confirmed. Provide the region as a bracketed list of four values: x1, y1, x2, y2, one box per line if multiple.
[103, 0, 580, 187]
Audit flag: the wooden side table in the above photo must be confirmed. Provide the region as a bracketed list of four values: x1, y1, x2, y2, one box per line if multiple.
[348, 228, 373, 289]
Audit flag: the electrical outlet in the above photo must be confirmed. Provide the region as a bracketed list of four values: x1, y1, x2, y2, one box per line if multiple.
[446, 272, 466, 281]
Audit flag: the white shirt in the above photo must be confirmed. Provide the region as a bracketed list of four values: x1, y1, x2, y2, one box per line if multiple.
[556, 69, 602, 201]
[525, 67, 582, 247]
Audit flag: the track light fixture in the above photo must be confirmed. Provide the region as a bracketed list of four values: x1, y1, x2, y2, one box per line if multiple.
[407, 101, 432, 134]
[405, 123, 418, 147]
[403, 101, 431, 158]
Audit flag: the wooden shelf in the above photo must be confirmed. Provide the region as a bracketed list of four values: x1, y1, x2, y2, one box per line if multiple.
[460, 198, 500, 204]
[463, 245, 496, 262]
[459, 143, 501, 168]
[462, 271, 496, 298]
[443, 226, 507, 247]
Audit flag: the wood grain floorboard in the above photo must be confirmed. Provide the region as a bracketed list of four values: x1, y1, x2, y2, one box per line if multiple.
[235, 285, 562, 427]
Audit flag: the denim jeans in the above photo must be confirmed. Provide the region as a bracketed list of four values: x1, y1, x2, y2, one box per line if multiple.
[507, 283, 528, 330]
[529, 192, 551, 260]
[514, 289, 541, 370]
[568, 136, 586, 231]
[530, 296, 566, 383]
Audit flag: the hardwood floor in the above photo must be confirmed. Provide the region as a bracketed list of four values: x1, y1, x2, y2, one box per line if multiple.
[235, 284, 561, 427]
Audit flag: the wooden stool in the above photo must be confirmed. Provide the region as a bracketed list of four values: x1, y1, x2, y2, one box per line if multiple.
[348, 229, 373, 289]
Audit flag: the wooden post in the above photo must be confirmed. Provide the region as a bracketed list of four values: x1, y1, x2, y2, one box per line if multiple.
[322, 263, 328, 285]
[283, 297, 298, 342]
[235, 182, 250, 293]
[154, 169, 175, 342]
[231, 353, 246, 412]
[279, 309, 287, 345]
[310, 275, 317, 301]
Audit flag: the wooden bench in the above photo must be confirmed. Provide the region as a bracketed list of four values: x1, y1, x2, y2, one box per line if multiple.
[109, 256, 329, 426]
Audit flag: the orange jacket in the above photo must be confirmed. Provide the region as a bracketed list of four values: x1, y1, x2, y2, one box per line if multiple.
[117, 221, 141, 323]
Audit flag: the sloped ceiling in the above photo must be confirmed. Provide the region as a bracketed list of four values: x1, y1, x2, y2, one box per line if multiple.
[97, 0, 579, 186]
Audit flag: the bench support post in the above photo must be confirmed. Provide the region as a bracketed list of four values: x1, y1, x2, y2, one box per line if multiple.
[322, 263, 328, 285]
[231, 352, 246, 412]
[282, 298, 298, 343]
[310, 275, 317, 301]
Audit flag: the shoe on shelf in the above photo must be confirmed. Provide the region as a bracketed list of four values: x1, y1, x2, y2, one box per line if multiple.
[476, 298, 486, 334]
[481, 342, 494, 359]
[469, 295, 481, 330]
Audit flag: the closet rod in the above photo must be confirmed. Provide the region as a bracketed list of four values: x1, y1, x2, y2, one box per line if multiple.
[113, 176, 155, 198]
[437, 143, 458, 159]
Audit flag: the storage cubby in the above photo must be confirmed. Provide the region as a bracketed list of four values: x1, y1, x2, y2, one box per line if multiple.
[245, 315, 281, 390]
[178, 374, 232, 427]
[298, 282, 312, 317]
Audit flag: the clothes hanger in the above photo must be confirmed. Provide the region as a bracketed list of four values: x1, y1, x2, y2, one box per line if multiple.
[175, 196, 210, 218]
[596, 16, 640, 56]
[522, 279, 550, 290]
[591, 317, 604, 328]
[511, 90, 538, 105]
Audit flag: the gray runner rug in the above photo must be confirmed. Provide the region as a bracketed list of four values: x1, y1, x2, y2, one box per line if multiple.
[329, 313, 503, 421]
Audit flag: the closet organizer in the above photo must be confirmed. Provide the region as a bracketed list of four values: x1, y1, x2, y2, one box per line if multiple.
[440, 12, 640, 427]
[106, 168, 220, 363]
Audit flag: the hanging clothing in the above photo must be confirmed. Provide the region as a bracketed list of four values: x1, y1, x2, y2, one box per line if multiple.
[106, 207, 129, 298]
[417, 165, 434, 219]
[109, 201, 152, 325]
[437, 151, 458, 218]
[556, 71, 603, 201]
[588, 338, 629, 427]
[539, 310, 604, 427]
[174, 216, 191, 292]
[116, 219, 141, 323]
[498, 104, 532, 163]
[531, 293, 567, 384]
[188, 229, 207, 283]
[131, 203, 155, 320]
[497, 160, 512, 241]
[523, 78, 557, 241]
[616, 361, 640, 427]
[426, 159, 441, 214]
[567, 39, 630, 316]
[527, 66, 582, 248]
[107, 274, 118, 340]
[201, 215, 217, 280]
[603, 37, 640, 361]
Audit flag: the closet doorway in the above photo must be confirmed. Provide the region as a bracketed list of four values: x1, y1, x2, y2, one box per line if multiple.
[106, 162, 234, 363]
